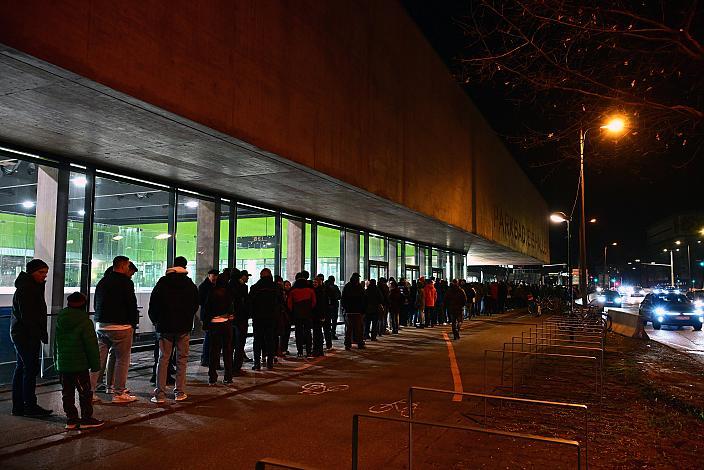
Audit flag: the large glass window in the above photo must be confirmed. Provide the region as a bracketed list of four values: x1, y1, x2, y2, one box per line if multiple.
[235, 205, 275, 285]
[91, 176, 171, 335]
[175, 193, 200, 274]
[396, 241, 402, 279]
[305, 221, 312, 274]
[359, 233, 366, 279]
[0, 158, 38, 293]
[317, 224, 341, 281]
[65, 171, 86, 292]
[369, 234, 386, 262]
[405, 242, 417, 266]
[219, 201, 231, 272]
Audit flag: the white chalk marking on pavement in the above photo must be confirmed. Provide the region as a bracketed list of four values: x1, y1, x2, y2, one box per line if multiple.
[298, 382, 349, 395]
[442, 332, 464, 402]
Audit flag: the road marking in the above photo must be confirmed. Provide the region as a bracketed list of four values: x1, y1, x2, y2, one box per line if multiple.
[368, 399, 417, 418]
[442, 332, 463, 402]
[298, 382, 349, 395]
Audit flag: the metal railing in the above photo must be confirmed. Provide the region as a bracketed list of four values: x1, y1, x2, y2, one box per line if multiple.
[351, 413, 582, 470]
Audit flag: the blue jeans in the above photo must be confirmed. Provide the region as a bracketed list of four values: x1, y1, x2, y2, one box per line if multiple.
[91, 328, 133, 394]
[154, 333, 190, 398]
[12, 340, 41, 411]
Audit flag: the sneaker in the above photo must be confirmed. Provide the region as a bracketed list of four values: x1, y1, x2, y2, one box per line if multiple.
[65, 418, 80, 430]
[222, 379, 233, 385]
[244, 355, 253, 363]
[25, 404, 53, 417]
[208, 381, 218, 386]
[297, 352, 303, 358]
[112, 393, 138, 404]
[79, 417, 105, 429]
[174, 393, 188, 401]
[105, 386, 114, 394]
[95, 383, 107, 393]
[150, 396, 166, 404]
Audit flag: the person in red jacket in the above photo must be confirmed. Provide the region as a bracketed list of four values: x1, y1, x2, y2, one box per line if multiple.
[287, 272, 317, 358]
[423, 279, 438, 327]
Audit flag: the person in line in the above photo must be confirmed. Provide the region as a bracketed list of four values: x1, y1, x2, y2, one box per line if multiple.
[443, 280, 468, 340]
[250, 268, 282, 370]
[92, 256, 139, 404]
[415, 277, 426, 328]
[388, 280, 403, 334]
[231, 269, 251, 375]
[377, 277, 390, 336]
[198, 269, 219, 367]
[398, 278, 410, 327]
[148, 256, 200, 403]
[54, 292, 104, 429]
[287, 272, 316, 357]
[102, 262, 140, 394]
[436, 279, 448, 325]
[10, 259, 52, 417]
[364, 279, 384, 341]
[311, 275, 328, 356]
[203, 274, 234, 384]
[341, 273, 366, 350]
[323, 275, 342, 347]
[423, 278, 437, 327]
[277, 279, 292, 356]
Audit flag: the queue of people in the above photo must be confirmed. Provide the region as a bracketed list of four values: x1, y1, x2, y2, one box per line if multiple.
[10, 256, 488, 431]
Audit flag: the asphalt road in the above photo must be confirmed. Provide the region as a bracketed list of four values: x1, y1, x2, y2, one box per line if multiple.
[617, 295, 704, 362]
[1, 313, 540, 470]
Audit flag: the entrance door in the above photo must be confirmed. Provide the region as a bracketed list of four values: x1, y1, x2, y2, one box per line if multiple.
[405, 265, 420, 281]
[432, 268, 444, 281]
[369, 261, 388, 281]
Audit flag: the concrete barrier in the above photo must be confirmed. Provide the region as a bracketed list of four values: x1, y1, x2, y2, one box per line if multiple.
[607, 308, 649, 339]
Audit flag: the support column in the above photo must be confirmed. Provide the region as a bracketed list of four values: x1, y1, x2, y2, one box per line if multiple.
[344, 231, 360, 281]
[195, 200, 217, 282]
[286, 219, 303, 282]
[419, 247, 427, 278]
[388, 240, 398, 280]
[35, 165, 69, 371]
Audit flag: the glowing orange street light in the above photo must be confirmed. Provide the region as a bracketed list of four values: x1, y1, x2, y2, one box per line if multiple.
[601, 116, 627, 134]
[589, 218, 597, 223]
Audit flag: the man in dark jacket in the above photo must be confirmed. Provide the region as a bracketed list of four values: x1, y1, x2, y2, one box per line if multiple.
[324, 275, 342, 347]
[341, 273, 366, 350]
[231, 269, 251, 374]
[198, 269, 219, 367]
[148, 256, 199, 403]
[249, 268, 281, 370]
[312, 275, 329, 356]
[10, 259, 52, 417]
[91, 256, 139, 404]
[443, 280, 468, 340]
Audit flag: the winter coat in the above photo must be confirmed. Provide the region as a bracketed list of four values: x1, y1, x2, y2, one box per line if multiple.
[415, 285, 425, 310]
[249, 277, 281, 325]
[287, 279, 316, 320]
[230, 280, 250, 324]
[341, 281, 365, 313]
[325, 282, 342, 313]
[389, 287, 403, 314]
[94, 270, 139, 327]
[313, 284, 328, 321]
[443, 285, 468, 317]
[198, 277, 215, 307]
[364, 286, 384, 316]
[10, 272, 48, 344]
[423, 283, 438, 308]
[148, 267, 199, 334]
[54, 307, 100, 373]
[203, 285, 233, 329]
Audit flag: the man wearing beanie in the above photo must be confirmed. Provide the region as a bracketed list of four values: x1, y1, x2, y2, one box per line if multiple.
[55, 292, 103, 429]
[92, 256, 139, 404]
[10, 258, 52, 417]
[148, 256, 199, 403]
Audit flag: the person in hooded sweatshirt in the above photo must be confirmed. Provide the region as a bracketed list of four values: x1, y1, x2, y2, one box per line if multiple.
[10, 258, 52, 417]
[148, 256, 200, 403]
[341, 273, 366, 350]
[54, 292, 103, 430]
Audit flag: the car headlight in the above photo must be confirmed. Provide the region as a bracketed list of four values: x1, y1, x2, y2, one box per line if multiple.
[695, 307, 703, 314]
[657, 316, 665, 322]
[615, 297, 623, 303]
[597, 295, 606, 302]
[655, 307, 666, 315]
[695, 300, 703, 308]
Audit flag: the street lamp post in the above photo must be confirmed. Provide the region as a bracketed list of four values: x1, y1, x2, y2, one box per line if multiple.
[550, 211, 572, 310]
[578, 116, 627, 306]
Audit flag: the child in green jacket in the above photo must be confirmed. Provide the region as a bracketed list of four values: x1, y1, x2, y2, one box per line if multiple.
[54, 292, 104, 430]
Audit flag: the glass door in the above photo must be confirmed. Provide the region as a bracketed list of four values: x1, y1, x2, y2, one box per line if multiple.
[369, 261, 388, 280]
[405, 265, 420, 281]
[432, 268, 444, 281]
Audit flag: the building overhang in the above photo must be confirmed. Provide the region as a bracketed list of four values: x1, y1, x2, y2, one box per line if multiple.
[0, 45, 543, 265]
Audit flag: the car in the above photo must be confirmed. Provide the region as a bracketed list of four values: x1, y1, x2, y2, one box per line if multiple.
[686, 289, 704, 308]
[593, 290, 624, 309]
[631, 286, 646, 297]
[639, 292, 704, 330]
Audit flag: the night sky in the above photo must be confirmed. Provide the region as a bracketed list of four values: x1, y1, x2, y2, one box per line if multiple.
[402, 1, 704, 270]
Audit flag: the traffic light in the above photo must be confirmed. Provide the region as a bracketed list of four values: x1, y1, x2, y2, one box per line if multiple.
[611, 278, 617, 283]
